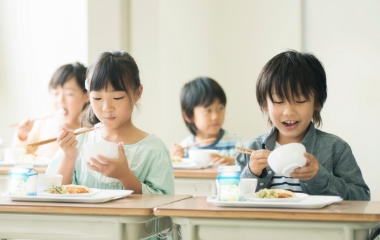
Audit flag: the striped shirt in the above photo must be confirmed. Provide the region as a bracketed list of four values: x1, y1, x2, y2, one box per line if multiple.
[269, 142, 302, 193]
[180, 129, 243, 158]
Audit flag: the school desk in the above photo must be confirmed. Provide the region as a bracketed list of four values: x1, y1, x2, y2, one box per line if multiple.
[174, 166, 218, 196]
[0, 194, 191, 239]
[154, 196, 380, 240]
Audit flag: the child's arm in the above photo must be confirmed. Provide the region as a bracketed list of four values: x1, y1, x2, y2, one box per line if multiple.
[292, 144, 370, 201]
[55, 129, 78, 184]
[87, 143, 142, 194]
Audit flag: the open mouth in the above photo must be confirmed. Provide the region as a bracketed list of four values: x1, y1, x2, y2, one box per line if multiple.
[282, 121, 298, 127]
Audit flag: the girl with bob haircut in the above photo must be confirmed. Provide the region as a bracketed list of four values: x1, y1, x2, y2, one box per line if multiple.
[12, 62, 89, 159]
[235, 50, 370, 200]
[171, 77, 242, 165]
[47, 50, 174, 194]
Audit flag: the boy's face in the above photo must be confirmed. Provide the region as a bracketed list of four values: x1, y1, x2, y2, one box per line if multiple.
[264, 92, 316, 145]
[192, 99, 225, 138]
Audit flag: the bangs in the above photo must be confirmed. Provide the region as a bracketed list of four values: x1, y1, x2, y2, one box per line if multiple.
[196, 86, 217, 107]
[268, 74, 314, 103]
[50, 66, 74, 89]
[88, 56, 133, 93]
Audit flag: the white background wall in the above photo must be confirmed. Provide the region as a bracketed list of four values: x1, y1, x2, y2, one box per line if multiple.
[0, 0, 379, 200]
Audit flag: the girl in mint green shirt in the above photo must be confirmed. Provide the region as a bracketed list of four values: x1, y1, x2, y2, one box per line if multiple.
[46, 50, 174, 194]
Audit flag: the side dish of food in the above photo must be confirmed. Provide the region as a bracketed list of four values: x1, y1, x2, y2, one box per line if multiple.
[171, 156, 183, 162]
[256, 188, 295, 199]
[45, 185, 91, 194]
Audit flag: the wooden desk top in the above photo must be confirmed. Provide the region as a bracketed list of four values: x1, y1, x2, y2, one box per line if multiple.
[0, 166, 46, 174]
[174, 166, 218, 178]
[0, 194, 191, 216]
[154, 196, 380, 222]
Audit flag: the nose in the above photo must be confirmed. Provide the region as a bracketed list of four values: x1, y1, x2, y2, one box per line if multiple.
[211, 111, 219, 121]
[102, 100, 114, 112]
[283, 102, 296, 116]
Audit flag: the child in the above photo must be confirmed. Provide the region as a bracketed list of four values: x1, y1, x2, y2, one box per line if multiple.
[12, 62, 89, 158]
[170, 77, 242, 166]
[46, 50, 174, 195]
[235, 50, 370, 200]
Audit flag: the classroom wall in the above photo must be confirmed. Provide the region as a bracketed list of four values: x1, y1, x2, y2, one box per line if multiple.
[0, 0, 379, 200]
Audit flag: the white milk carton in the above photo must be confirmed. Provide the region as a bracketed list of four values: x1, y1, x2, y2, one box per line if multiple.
[9, 164, 38, 196]
[217, 165, 241, 201]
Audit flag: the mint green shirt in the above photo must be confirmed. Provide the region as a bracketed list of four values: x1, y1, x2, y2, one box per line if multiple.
[46, 130, 174, 194]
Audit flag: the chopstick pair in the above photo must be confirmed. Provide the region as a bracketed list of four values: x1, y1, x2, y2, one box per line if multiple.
[182, 138, 216, 149]
[27, 127, 97, 147]
[236, 146, 255, 155]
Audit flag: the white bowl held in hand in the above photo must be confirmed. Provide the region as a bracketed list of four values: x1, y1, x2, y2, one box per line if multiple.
[37, 174, 63, 192]
[268, 143, 307, 177]
[188, 149, 218, 167]
[80, 141, 118, 165]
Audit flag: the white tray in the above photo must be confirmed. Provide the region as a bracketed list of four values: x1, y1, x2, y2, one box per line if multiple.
[4, 189, 133, 203]
[0, 158, 51, 166]
[172, 158, 212, 169]
[207, 195, 343, 209]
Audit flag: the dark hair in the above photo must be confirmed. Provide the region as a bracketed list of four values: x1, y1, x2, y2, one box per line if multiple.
[49, 62, 87, 93]
[256, 50, 327, 127]
[82, 50, 141, 126]
[180, 76, 227, 135]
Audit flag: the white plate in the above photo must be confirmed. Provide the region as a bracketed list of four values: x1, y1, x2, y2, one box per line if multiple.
[243, 193, 309, 202]
[4, 190, 133, 203]
[0, 157, 51, 166]
[207, 195, 343, 209]
[172, 158, 212, 169]
[40, 188, 101, 197]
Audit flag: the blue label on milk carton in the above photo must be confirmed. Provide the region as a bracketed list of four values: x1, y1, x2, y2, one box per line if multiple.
[9, 165, 38, 196]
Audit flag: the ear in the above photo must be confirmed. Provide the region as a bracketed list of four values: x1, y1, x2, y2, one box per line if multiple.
[182, 111, 192, 123]
[262, 103, 268, 112]
[134, 85, 143, 102]
[314, 103, 321, 111]
[83, 92, 90, 103]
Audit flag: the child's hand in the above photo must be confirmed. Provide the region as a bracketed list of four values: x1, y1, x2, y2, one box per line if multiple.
[170, 143, 184, 158]
[248, 149, 271, 176]
[210, 153, 235, 165]
[17, 118, 35, 141]
[87, 142, 131, 180]
[291, 152, 320, 180]
[57, 128, 78, 159]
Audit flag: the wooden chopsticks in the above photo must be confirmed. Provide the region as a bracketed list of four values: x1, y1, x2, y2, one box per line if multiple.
[27, 128, 95, 147]
[182, 138, 216, 149]
[236, 146, 255, 155]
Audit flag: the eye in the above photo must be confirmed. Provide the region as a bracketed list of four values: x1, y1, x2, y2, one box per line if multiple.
[114, 96, 124, 100]
[219, 106, 225, 111]
[273, 100, 283, 104]
[296, 100, 307, 104]
[92, 97, 101, 100]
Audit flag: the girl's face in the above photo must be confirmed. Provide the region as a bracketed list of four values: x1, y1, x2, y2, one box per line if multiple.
[191, 99, 225, 138]
[264, 92, 316, 145]
[90, 85, 142, 130]
[51, 77, 89, 128]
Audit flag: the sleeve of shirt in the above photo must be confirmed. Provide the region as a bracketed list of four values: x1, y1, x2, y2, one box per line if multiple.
[301, 142, 370, 200]
[141, 148, 175, 195]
